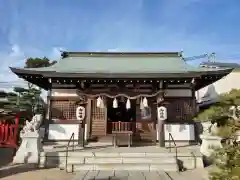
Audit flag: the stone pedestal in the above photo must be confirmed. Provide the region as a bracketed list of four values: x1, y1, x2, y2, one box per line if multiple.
[235, 130, 240, 142]
[200, 134, 222, 157]
[13, 131, 43, 164]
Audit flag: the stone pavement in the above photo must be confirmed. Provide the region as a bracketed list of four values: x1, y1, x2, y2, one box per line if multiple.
[0, 166, 210, 180]
[0, 166, 74, 180]
[72, 169, 208, 180]
[72, 171, 171, 180]
[72, 169, 209, 180]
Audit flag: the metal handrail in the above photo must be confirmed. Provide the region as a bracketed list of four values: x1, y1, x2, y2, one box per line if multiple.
[65, 132, 75, 173]
[168, 133, 179, 172]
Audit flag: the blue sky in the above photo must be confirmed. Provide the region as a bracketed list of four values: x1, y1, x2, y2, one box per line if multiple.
[1, 0, 240, 89]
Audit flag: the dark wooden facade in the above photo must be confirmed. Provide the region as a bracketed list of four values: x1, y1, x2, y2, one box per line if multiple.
[47, 79, 197, 142]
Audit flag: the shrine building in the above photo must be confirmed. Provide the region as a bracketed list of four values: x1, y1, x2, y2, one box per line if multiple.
[10, 51, 232, 145]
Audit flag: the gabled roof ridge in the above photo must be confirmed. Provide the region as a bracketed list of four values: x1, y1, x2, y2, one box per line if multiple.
[61, 51, 182, 58]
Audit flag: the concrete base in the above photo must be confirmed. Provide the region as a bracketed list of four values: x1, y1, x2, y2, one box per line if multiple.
[200, 134, 222, 157]
[13, 131, 43, 164]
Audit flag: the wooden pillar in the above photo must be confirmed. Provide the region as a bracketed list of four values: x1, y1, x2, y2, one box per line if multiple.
[77, 96, 88, 148]
[44, 78, 52, 141]
[158, 80, 165, 147]
[86, 99, 92, 139]
[104, 97, 108, 135]
[158, 111, 165, 147]
[191, 79, 197, 116]
[78, 120, 85, 147]
[191, 82, 198, 143]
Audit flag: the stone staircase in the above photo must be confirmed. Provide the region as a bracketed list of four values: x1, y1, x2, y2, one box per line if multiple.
[39, 149, 203, 173]
[40, 151, 178, 172]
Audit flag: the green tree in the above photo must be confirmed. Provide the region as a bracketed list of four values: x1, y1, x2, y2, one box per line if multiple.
[196, 89, 240, 179]
[24, 57, 57, 68]
[0, 57, 57, 121]
[23, 57, 56, 114]
[24, 57, 57, 88]
[194, 89, 240, 136]
[1, 87, 42, 117]
[209, 145, 240, 180]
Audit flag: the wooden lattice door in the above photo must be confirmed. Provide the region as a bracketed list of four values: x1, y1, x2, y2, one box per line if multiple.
[90, 98, 107, 136]
[165, 98, 195, 121]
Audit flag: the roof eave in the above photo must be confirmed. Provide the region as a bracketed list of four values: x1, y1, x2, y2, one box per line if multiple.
[10, 67, 50, 90]
[194, 68, 233, 90]
[10, 67, 233, 79]
[199, 68, 233, 76]
[10, 67, 46, 76]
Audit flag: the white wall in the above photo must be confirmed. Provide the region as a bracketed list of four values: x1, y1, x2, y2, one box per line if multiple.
[156, 124, 195, 141]
[52, 89, 78, 97]
[48, 124, 79, 140]
[196, 71, 240, 103]
[48, 124, 88, 141]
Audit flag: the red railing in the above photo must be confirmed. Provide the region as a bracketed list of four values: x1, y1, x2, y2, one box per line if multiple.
[0, 116, 19, 148]
[111, 121, 134, 133]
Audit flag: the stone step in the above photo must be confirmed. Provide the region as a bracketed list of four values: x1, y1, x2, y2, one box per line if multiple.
[40, 155, 176, 167]
[65, 163, 178, 172]
[40, 151, 197, 158]
[41, 155, 202, 171]
[39, 151, 203, 170]
[61, 157, 176, 166]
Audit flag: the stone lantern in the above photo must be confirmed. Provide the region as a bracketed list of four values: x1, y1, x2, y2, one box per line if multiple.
[229, 105, 240, 142]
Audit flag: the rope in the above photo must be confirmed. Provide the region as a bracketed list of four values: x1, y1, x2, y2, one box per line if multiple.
[76, 89, 164, 99]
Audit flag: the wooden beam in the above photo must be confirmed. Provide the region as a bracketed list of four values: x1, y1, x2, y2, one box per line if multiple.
[49, 96, 81, 101]
[52, 83, 76, 88]
[77, 88, 155, 97]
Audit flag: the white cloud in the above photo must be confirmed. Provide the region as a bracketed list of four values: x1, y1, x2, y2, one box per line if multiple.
[107, 48, 119, 52]
[0, 44, 26, 92]
[0, 45, 62, 96]
[10, 44, 24, 57]
[48, 47, 65, 60]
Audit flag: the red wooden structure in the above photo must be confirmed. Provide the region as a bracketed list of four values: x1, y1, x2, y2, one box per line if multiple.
[0, 115, 19, 148]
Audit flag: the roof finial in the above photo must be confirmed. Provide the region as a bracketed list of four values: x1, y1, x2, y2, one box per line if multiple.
[179, 50, 184, 57]
[61, 51, 68, 58]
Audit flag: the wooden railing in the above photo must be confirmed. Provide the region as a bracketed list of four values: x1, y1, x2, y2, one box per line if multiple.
[0, 116, 19, 148]
[111, 121, 133, 133]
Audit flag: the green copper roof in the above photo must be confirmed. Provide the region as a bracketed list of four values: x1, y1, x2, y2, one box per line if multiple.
[10, 52, 233, 79]
[18, 52, 205, 73]
[37, 57, 197, 73]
